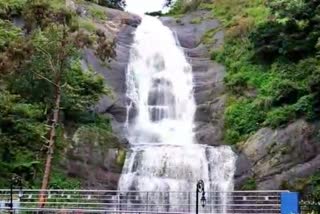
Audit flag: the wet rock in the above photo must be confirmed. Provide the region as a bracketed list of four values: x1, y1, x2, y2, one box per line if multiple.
[195, 122, 222, 146]
[162, 10, 226, 146]
[195, 104, 211, 123]
[121, 17, 141, 27]
[194, 96, 225, 146]
[234, 153, 253, 189]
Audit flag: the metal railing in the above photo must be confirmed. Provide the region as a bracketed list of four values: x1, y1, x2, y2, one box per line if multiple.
[0, 189, 287, 213]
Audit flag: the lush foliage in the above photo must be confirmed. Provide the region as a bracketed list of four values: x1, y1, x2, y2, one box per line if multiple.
[0, 0, 114, 188]
[208, 0, 320, 144]
[0, 0, 27, 17]
[168, 0, 201, 15]
[240, 177, 257, 190]
[86, 0, 126, 10]
[251, 0, 320, 61]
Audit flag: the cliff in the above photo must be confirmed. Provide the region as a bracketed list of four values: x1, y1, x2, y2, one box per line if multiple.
[62, 1, 141, 190]
[168, 0, 320, 198]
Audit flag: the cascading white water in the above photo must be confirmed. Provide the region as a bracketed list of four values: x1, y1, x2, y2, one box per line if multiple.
[125, 16, 195, 146]
[118, 15, 236, 213]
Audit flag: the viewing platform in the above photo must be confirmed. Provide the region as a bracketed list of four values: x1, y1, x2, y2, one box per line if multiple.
[0, 189, 303, 213]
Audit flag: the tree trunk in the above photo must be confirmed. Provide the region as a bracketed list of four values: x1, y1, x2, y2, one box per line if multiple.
[38, 77, 61, 207]
[38, 19, 67, 209]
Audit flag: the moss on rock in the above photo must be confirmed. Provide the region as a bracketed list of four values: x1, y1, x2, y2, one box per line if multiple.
[72, 125, 119, 148]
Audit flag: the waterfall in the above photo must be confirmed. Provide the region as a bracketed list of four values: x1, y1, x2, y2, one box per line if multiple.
[118, 15, 236, 213]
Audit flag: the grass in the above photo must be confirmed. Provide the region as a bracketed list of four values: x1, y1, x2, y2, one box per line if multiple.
[190, 17, 202, 24]
[88, 4, 107, 20]
[211, 0, 269, 27]
[78, 18, 96, 32]
[48, 0, 66, 10]
[201, 28, 221, 46]
[167, 0, 201, 15]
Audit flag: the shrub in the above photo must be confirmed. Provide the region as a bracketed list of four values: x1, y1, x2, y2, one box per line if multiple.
[264, 105, 296, 128]
[264, 79, 304, 106]
[168, 0, 201, 15]
[251, 0, 320, 62]
[0, 0, 28, 16]
[225, 99, 265, 144]
[241, 177, 257, 190]
[294, 95, 316, 120]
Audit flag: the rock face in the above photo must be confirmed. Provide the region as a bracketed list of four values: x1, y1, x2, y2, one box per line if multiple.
[62, 4, 140, 189]
[236, 120, 320, 190]
[62, 126, 126, 190]
[84, 8, 141, 126]
[161, 10, 226, 146]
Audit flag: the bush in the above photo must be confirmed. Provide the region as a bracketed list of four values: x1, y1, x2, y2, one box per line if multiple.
[49, 170, 81, 189]
[251, 0, 320, 62]
[263, 79, 304, 106]
[168, 0, 201, 15]
[224, 129, 241, 145]
[0, 20, 22, 50]
[294, 95, 316, 120]
[264, 105, 296, 128]
[225, 99, 265, 144]
[241, 177, 257, 190]
[212, 0, 269, 33]
[0, 0, 28, 17]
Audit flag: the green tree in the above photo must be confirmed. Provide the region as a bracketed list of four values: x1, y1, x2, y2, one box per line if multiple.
[251, 0, 320, 61]
[0, 0, 114, 194]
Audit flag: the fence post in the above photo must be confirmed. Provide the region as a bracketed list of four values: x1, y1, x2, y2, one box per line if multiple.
[117, 194, 120, 212]
[146, 192, 148, 212]
[281, 192, 300, 214]
[188, 192, 191, 213]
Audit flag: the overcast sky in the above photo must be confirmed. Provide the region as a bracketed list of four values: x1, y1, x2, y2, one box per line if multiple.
[125, 0, 170, 14]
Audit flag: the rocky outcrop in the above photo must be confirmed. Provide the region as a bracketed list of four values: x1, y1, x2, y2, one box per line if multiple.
[61, 126, 126, 190]
[83, 7, 141, 126]
[236, 120, 320, 190]
[62, 3, 140, 189]
[162, 9, 226, 146]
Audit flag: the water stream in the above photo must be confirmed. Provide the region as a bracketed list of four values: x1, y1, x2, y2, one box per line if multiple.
[118, 13, 236, 213]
